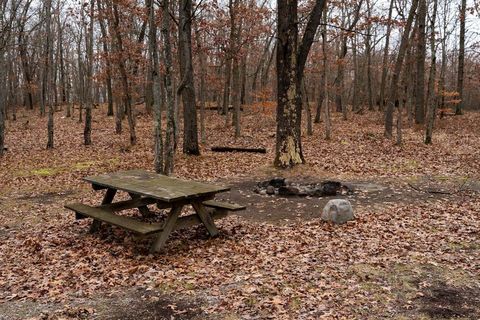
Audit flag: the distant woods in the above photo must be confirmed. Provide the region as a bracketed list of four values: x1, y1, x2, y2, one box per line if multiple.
[0, 0, 478, 167]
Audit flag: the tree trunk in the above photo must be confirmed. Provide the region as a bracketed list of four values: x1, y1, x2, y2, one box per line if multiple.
[455, 0, 466, 115]
[163, 0, 176, 174]
[425, 0, 438, 144]
[275, 0, 326, 168]
[97, 0, 114, 117]
[414, 0, 427, 125]
[303, 80, 313, 135]
[148, 0, 163, 173]
[378, 0, 394, 111]
[84, 0, 94, 146]
[195, 25, 207, 143]
[352, 35, 359, 113]
[231, 4, 242, 138]
[384, 0, 418, 137]
[112, 3, 136, 145]
[45, 0, 54, 149]
[178, 0, 200, 155]
[365, 0, 374, 111]
[315, 11, 328, 123]
[275, 0, 302, 168]
[0, 51, 5, 157]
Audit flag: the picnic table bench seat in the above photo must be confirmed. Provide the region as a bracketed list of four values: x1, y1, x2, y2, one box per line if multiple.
[65, 200, 245, 235]
[65, 203, 164, 235]
[202, 200, 246, 211]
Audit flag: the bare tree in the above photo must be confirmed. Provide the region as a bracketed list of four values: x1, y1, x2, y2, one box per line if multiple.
[385, 0, 418, 138]
[45, 0, 54, 149]
[378, 0, 394, 111]
[84, 0, 94, 146]
[178, 0, 200, 155]
[425, 0, 438, 144]
[414, 0, 427, 125]
[163, 0, 177, 174]
[148, 0, 163, 173]
[455, 0, 466, 115]
[275, 0, 326, 168]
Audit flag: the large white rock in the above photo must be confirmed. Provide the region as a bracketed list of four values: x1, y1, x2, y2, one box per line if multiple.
[322, 199, 354, 224]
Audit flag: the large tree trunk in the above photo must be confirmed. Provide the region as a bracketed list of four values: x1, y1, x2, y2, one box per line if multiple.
[414, 0, 427, 125]
[84, 0, 94, 146]
[455, 0, 466, 115]
[178, 0, 200, 155]
[425, 0, 438, 144]
[275, 0, 325, 168]
[45, 0, 54, 149]
[275, 0, 303, 168]
[384, 0, 418, 137]
[162, 0, 176, 174]
[148, 0, 163, 173]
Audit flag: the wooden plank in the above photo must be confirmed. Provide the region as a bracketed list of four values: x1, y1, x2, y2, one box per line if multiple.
[128, 192, 153, 217]
[150, 204, 183, 253]
[65, 203, 163, 235]
[103, 188, 117, 204]
[191, 202, 219, 237]
[99, 197, 158, 212]
[202, 200, 246, 211]
[84, 170, 230, 202]
[89, 188, 117, 232]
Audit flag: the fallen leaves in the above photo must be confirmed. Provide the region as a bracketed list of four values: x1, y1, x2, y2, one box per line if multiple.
[0, 107, 479, 318]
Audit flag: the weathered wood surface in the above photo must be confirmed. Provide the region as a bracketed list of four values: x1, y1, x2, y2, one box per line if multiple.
[150, 204, 183, 252]
[203, 200, 246, 211]
[211, 146, 266, 153]
[192, 201, 219, 237]
[88, 188, 117, 231]
[65, 203, 163, 235]
[84, 170, 229, 202]
[66, 203, 229, 238]
[99, 197, 158, 212]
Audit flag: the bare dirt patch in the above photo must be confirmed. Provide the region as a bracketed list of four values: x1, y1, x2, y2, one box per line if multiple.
[215, 175, 462, 224]
[418, 283, 480, 319]
[0, 288, 206, 320]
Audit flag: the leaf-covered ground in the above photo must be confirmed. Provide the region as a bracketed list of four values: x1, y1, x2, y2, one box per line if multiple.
[0, 106, 479, 319]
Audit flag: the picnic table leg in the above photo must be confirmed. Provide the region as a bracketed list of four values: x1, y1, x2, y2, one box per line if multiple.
[192, 201, 219, 237]
[128, 192, 153, 217]
[150, 204, 183, 253]
[89, 188, 117, 233]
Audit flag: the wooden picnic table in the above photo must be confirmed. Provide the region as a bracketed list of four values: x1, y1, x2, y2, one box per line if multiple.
[65, 170, 245, 252]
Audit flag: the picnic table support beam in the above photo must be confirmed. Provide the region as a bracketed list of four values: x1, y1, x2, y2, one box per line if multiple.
[150, 204, 184, 253]
[89, 187, 117, 233]
[192, 201, 219, 237]
[128, 192, 154, 217]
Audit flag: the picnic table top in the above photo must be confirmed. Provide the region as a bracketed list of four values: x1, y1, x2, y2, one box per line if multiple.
[84, 170, 230, 203]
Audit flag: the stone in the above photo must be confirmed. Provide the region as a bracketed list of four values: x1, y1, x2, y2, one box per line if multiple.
[321, 199, 354, 224]
[266, 185, 275, 195]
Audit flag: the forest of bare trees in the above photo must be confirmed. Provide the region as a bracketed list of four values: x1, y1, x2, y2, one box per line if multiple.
[0, 0, 479, 167]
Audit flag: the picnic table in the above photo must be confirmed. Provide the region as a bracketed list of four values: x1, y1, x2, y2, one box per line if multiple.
[65, 170, 245, 252]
